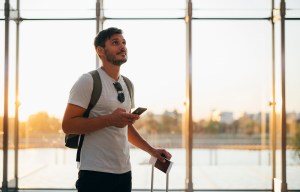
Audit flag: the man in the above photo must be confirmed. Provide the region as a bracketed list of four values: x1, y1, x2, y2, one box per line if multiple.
[62, 27, 172, 192]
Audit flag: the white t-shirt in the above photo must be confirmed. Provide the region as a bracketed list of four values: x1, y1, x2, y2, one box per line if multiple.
[68, 68, 134, 174]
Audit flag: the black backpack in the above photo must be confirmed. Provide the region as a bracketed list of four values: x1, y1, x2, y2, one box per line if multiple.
[64, 69, 134, 162]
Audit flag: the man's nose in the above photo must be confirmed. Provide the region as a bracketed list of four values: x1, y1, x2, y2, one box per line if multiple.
[120, 45, 126, 52]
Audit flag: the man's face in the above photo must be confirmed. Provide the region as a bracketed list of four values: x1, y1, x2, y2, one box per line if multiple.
[103, 34, 127, 66]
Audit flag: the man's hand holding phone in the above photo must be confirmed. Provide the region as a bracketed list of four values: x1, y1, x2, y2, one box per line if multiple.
[122, 107, 147, 126]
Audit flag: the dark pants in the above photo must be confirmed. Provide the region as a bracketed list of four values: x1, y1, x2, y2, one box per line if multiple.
[76, 170, 132, 192]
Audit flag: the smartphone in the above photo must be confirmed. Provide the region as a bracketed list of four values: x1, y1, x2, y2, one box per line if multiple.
[132, 107, 147, 115]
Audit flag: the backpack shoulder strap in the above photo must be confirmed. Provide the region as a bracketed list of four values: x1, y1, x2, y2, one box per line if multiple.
[77, 69, 102, 162]
[83, 70, 102, 117]
[122, 75, 134, 107]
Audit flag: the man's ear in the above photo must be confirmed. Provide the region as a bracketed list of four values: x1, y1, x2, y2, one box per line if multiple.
[96, 46, 104, 57]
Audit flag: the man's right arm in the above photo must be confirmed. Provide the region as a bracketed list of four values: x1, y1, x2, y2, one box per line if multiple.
[62, 103, 111, 134]
[62, 104, 139, 134]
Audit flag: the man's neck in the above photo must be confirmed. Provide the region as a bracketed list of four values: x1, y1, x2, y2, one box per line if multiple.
[101, 65, 120, 81]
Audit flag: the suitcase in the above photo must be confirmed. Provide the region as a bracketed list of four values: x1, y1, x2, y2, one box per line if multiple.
[150, 163, 169, 192]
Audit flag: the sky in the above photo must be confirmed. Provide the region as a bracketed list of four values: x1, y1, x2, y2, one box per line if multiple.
[1, 0, 300, 122]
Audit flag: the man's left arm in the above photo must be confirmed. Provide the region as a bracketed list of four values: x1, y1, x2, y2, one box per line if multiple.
[128, 124, 172, 162]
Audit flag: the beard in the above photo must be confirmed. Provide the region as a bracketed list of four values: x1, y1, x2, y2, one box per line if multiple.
[104, 49, 128, 66]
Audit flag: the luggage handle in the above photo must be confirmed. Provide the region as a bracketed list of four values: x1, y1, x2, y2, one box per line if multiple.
[151, 164, 169, 192]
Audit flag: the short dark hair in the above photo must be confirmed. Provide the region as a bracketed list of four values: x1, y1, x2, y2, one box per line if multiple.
[94, 27, 123, 49]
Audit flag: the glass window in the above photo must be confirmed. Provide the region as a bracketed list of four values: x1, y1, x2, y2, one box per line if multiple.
[8, 21, 17, 189]
[20, 0, 96, 18]
[192, 20, 272, 189]
[193, 0, 271, 18]
[104, 20, 186, 190]
[18, 20, 95, 188]
[0, 0, 4, 19]
[286, 0, 300, 18]
[286, 20, 300, 190]
[0, 0, 18, 19]
[104, 0, 186, 18]
[273, 8, 300, 192]
[0, 19, 17, 187]
[1, 0, 299, 190]
[273, 20, 283, 186]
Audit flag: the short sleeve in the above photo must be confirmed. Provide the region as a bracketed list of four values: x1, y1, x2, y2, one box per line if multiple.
[68, 73, 93, 109]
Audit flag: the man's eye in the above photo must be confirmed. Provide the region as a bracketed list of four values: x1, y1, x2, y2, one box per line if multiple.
[112, 41, 118, 45]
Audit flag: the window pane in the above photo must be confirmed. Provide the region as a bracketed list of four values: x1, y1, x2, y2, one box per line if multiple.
[104, 0, 186, 18]
[0, 0, 3, 19]
[273, 20, 283, 185]
[18, 20, 95, 188]
[20, 0, 95, 18]
[192, 20, 272, 189]
[272, 18, 300, 191]
[0, 20, 17, 188]
[0, 0, 18, 19]
[8, 21, 17, 189]
[193, 0, 271, 18]
[104, 20, 186, 190]
[286, 0, 300, 18]
[286, 21, 300, 190]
